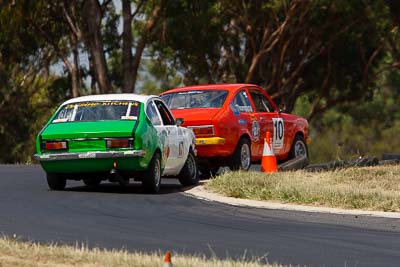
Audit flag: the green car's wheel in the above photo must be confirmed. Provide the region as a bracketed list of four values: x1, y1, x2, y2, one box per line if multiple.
[46, 173, 66, 190]
[178, 149, 199, 186]
[143, 152, 161, 193]
[83, 178, 101, 187]
[229, 137, 251, 171]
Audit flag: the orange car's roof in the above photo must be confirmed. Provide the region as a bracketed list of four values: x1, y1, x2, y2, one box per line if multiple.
[161, 83, 260, 94]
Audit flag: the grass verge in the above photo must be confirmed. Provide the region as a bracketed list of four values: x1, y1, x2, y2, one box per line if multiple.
[205, 165, 400, 212]
[0, 237, 290, 267]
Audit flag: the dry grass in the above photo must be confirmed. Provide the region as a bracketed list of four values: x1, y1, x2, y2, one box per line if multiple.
[206, 165, 400, 212]
[0, 237, 290, 267]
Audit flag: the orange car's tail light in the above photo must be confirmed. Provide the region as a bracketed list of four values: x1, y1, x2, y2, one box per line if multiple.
[106, 139, 133, 149]
[189, 125, 215, 137]
[43, 141, 68, 150]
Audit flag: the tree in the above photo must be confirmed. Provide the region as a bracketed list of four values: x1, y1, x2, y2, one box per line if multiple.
[150, 0, 225, 85]
[121, 0, 135, 92]
[121, 0, 163, 93]
[151, 0, 397, 120]
[18, 0, 85, 98]
[82, 0, 112, 94]
[0, 1, 67, 163]
[60, 0, 84, 97]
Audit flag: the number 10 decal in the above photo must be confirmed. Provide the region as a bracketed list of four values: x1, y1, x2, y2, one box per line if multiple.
[272, 118, 284, 149]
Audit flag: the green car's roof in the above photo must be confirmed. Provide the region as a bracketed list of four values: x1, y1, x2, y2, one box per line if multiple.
[63, 94, 157, 106]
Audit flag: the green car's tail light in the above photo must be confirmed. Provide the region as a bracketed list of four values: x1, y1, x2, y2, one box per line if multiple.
[43, 141, 68, 151]
[106, 139, 133, 149]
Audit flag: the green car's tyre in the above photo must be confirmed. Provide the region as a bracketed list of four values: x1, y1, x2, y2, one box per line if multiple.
[142, 152, 161, 193]
[83, 178, 101, 187]
[229, 137, 251, 171]
[178, 149, 199, 186]
[46, 173, 66, 190]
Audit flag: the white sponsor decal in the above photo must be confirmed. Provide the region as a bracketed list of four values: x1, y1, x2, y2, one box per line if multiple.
[251, 120, 260, 142]
[79, 153, 96, 159]
[178, 142, 184, 158]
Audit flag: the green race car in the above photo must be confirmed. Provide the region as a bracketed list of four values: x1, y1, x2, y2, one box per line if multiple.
[34, 94, 198, 193]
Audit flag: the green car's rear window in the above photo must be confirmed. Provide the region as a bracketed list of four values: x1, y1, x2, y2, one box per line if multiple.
[52, 101, 140, 123]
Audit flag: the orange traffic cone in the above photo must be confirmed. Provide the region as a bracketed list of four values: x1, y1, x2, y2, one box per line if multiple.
[163, 251, 172, 267]
[261, 132, 278, 173]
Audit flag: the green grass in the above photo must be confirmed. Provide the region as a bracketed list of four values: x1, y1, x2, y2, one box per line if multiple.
[206, 165, 400, 212]
[0, 237, 290, 267]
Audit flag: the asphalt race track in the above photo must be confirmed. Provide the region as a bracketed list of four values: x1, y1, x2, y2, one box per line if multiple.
[0, 165, 399, 266]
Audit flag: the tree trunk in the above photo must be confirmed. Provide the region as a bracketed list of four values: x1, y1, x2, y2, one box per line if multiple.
[70, 32, 80, 97]
[61, 0, 83, 97]
[245, 53, 261, 84]
[83, 0, 111, 94]
[131, 3, 162, 92]
[122, 0, 134, 93]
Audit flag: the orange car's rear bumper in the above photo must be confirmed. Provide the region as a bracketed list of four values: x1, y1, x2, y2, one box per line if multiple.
[195, 137, 225, 146]
[194, 137, 234, 157]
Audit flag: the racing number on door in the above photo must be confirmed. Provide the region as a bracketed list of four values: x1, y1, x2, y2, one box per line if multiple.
[272, 118, 284, 149]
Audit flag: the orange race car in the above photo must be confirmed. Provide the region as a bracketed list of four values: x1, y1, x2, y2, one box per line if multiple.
[160, 84, 309, 177]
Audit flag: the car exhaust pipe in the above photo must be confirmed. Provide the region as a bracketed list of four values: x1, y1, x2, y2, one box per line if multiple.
[109, 168, 129, 186]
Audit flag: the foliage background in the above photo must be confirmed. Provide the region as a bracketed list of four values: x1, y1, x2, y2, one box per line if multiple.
[0, 0, 399, 164]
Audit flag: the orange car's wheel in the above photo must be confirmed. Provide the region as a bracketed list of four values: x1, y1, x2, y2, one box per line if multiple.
[229, 138, 251, 171]
[289, 135, 309, 160]
[199, 166, 220, 179]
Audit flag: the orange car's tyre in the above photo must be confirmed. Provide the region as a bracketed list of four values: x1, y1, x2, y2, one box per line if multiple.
[199, 166, 219, 179]
[289, 135, 309, 160]
[178, 149, 199, 186]
[229, 138, 251, 171]
[47, 173, 66, 191]
[83, 178, 101, 187]
[142, 152, 161, 193]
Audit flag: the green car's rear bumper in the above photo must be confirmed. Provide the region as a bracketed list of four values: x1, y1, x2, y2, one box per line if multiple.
[34, 150, 146, 161]
[34, 150, 148, 174]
